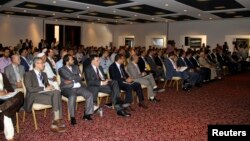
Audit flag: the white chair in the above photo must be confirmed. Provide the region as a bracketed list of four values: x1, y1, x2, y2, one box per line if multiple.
[56, 74, 86, 121]
[162, 63, 182, 91]
[22, 80, 52, 130]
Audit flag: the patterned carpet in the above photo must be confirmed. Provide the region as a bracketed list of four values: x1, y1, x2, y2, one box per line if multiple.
[1, 72, 250, 141]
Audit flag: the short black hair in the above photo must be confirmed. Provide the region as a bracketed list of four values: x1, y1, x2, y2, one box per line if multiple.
[114, 54, 124, 62]
[90, 54, 99, 62]
[63, 54, 72, 65]
[19, 47, 26, 55]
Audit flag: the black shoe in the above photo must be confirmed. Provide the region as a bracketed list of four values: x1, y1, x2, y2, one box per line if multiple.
[104, 103, 113, 108]
[195, 83, 202, 88]
[138, 102, 148, 109]
[70, 117, 76, 125]
[117, 110, 130, 117]
[182, 87, 191, 92]
[149, 98, 160, 102]
[83, 115, 93, 120]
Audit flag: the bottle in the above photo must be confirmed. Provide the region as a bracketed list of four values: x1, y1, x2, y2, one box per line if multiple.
[99, 108, 103, 117]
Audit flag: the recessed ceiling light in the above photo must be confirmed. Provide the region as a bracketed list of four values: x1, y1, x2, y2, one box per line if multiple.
[134, 14, 137, 17]
[196, 0, 210, 2]
[184, 10, 187, 12]
[86, 6, 90, 9]
[33, 17, 36, 20]
[24, 4, 37, 8]
[113, 10, 116, 13]
[55, 19, 58, 21]
[214, 6, 226, 9]
[103, 1, 117, 5]
[234, 15, 243, 18]
[23, 10, 27, 12]
[131, 6, 142, 10]
[89, 12, 97, 15]
[77, 15, 80, 18]
[115, 20, 118, 23]
[4, 11, 14, 15]
[165, 3, 169, 6]
[63, 9, 74, 12]
[53, 1, 56, 4]
[155, 12, 165, 15]
[209, 17, 212, 20]
[198, 14, 201, 16]
[227, 11, 236, 14]
[151, 17, 155, 20]
[52, 13, 55, 15]
[97, 18, 100, 21]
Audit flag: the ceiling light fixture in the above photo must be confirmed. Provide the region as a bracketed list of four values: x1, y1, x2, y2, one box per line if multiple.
[103, 1, 117, 5]
[151, 17, 155, 20]
[24, 10, 27, 12]
[184, 10, 187, 12]
[77, 15, 80, 18]
[209, 17, 212, 20]
[165, 4, 169, 6]
[198, 14, 201, 16]
[214, 6, 226, 9]
[86, 6, 90, 9]
[24, 4, 37, 8]
[53, 1, 56, 4]
[113, 10, 116, 13]
[53, 13, 55, 15]
[134, 14, 137, 17]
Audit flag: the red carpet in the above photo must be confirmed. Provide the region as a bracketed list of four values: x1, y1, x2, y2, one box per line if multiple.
[1, 72, 250, 141]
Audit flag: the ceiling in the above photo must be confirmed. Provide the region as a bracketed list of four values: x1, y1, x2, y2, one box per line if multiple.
[0, 0, 250, 25]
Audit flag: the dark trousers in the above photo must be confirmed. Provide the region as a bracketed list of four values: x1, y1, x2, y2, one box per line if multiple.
[119, 82, 144, 104]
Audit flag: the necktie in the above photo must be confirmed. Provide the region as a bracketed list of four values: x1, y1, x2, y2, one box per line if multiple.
[39, 73, 44, 84]
[120, 66, 126, 79]
[96, 67, 101, 80]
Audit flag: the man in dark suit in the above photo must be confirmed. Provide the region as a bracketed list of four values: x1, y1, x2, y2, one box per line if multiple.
[59, 54, 96, 125]
[109, 54, 147, 109]
[164, 52, 192, 91]
[19, 48, 30, 72]
[23, 57, 65, 132]
[46, 49, 57, 75]
[146, 50, 164, 81]
[84, 55, 130, 117]
[0, 73, 24, 141]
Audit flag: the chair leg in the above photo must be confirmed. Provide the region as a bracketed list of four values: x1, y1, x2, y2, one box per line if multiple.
[163, 80, 168, 88]
[22, 111, 26, 122]
[67, 102, 70, 121]
[176, 80, 179, 91]
[32, 109, 38, 130]
[169, 80, 173, 87]
[44, 109, 47, 117]
[97, 97, 101, 106]
[105, 97, 109, 103]
[16, 112, 19, 133]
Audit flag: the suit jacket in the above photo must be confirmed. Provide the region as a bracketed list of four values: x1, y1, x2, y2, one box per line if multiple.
[58, 65, 83, 89]
[137, 57, 146, 73]
[23, 70, 49, 112]
[126, 62, 142, 79]
[198, 57, 210, 68]
[154, 56, 163, 67]
[109, 63, 129, 85]
[85, 65, 106, 86]
[164, 59, 188, 80]
[185, 58, 195, 69]
[177, 57, 187, 67]
[20, 57, 30, 72]
[190, 57, 200, 68]
[4, 64, 25, 89]
[146, 56, 157, 71]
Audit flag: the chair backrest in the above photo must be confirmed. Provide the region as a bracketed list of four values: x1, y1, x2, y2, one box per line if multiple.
[81, 72, 87, 86]
[78, 64, 83, 75]
[21, 79, 27, 97]
[56, 74, 61, 85]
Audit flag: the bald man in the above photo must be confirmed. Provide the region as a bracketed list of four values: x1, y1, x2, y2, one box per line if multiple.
[4, 55, 25, 89]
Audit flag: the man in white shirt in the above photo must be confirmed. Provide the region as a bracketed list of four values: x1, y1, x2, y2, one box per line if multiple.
[100, 50, 112, 75]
